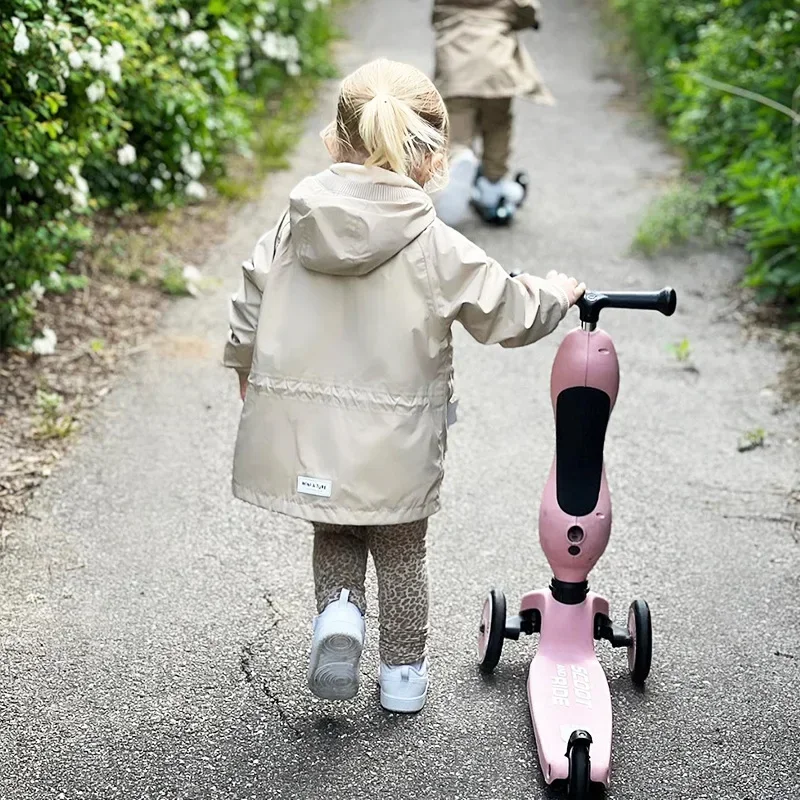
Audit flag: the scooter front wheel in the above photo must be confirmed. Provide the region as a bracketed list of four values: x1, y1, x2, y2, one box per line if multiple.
[478, 589, 506, 673]
[627, 599, 653, 684]
[567, 736, 591, 800]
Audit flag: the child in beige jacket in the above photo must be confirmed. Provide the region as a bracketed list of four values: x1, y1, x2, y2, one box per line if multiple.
[432, 0, 552, 224]
[224, 59, 582, 713]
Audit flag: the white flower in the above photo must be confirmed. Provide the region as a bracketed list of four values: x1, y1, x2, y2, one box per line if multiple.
[106, 41, 125, 62]
[185, 180, 207, 202]
[101, 41, 125, 83]
[304, 0, 318, 10]
[13, 18, 30, 54]
[184, 30, 210, 51]
[179, 57, 190, 70]
[66, 165, 90, 210]
[152, 13, 165, 30]
[68, 50, 84, 69]
[26, 71, 39, 90]
[48, 271, 63, 290]
[158, 163, 172, 179]
[117, 144, 137, 166]
[182, 265, 202, 295]
[31, 328, 57, 356]
[86, 81, 105, 103]
[72, 190, 89, 211]
[86, 36, 102, 52]
[251, 29, 263, 43]
[84, 50, 103, 70]
[59, 37, 75, 53]
[105, 61, 122, 83]
[84, 10, 98, 27]
[183, 265, 202, 281]
[30, 281, 45, 301]
[14, 158, 39, 180]
[253, 14, 266, 28]
[241, 67, 254, 82]
[150, 177, 165, 191]
[238, 52, 251, 68]
[260, 32, 278, 58]
[180, 150, 204, 179]
[218, 20, 240, 40]
[174, 8, 191, 29]
[287, 61, 301, 77]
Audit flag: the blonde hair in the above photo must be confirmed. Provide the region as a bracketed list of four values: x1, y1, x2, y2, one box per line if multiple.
[323, 59, 449, 188]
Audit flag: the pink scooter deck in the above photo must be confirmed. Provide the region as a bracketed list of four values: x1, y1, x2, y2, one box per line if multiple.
[521, 589, 613, 786]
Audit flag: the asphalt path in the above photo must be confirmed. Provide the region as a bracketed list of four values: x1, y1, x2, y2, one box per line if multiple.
[1, 1, 798, 798]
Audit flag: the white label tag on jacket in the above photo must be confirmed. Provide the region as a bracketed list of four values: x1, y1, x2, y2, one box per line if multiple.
[297, 476, 332, 498]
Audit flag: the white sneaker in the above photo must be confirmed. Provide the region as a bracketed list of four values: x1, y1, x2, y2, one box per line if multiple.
[473, 175, 503, 209]
[308, 589, 365, 701]
[379, 658, 429, 713]
[433, 147, 479, 226]
[498, 177, 525, 206]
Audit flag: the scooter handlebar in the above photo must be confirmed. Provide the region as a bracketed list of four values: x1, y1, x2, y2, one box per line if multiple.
[576, 287, 677, 324]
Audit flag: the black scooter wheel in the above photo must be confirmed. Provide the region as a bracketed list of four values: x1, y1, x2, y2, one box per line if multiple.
[478, 589, 506, 673]
[567, 737, 591, 800]
[627, 599, 652, 685]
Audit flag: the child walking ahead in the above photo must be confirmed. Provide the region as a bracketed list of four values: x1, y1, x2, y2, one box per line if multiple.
[224, 59, 583, 713]
[432, 0, 552, 224]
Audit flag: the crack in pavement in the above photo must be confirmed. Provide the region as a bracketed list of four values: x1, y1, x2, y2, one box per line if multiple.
[239, 597, 301, 739]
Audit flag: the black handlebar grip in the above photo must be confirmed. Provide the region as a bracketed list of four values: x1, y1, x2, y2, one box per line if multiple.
[577, 287, 677, 324]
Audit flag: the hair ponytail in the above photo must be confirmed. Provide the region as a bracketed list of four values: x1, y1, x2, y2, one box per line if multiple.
[323, 59, 449, 185]
[358, 93, 419, 175]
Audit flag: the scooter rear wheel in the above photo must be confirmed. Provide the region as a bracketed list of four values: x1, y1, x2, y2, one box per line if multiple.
[567, 739, 591, 800]
[478, 589, 506, 673]
[627, 599, 652, 685]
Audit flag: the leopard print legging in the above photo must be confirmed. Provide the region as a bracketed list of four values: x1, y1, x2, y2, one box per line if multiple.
[312, 519, 428, 666]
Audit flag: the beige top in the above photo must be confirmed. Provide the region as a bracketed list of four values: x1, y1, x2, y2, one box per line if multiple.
[433, 0, 553, 103]
[224, 164, 569, 525]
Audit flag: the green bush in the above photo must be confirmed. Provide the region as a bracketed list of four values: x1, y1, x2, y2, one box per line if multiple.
[0, 0, 336, 348]
[613, 0, 800, 308]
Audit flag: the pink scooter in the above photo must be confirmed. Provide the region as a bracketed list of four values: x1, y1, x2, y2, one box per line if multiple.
[478, 287, 677, 799]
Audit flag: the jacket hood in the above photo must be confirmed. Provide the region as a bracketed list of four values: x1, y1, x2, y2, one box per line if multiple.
[289, 164, 436, 277]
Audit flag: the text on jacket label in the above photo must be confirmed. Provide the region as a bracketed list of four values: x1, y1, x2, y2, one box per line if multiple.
[297, 476, 332, 498]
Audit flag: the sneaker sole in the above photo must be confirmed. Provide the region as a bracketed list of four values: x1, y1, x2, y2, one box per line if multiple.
[308, 631, 363, 701]
[379, 686, 428, 713]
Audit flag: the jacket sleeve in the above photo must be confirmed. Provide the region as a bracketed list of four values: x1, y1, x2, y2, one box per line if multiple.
[423, 222, 569, 348]
[222, 210, 289, 373]
[511, 0, 540, 30]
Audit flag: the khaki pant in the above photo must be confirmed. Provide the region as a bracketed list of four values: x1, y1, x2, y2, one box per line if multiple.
[312, 520, 429, 665]
[447, 96, 513, 182]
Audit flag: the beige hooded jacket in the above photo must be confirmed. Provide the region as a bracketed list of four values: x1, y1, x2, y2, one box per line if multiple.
[433, 0, 553, 103]
[223, 164, 569, 525]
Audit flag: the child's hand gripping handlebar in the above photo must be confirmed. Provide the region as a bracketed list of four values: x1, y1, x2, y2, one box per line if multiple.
[576, 288, 677, 325]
